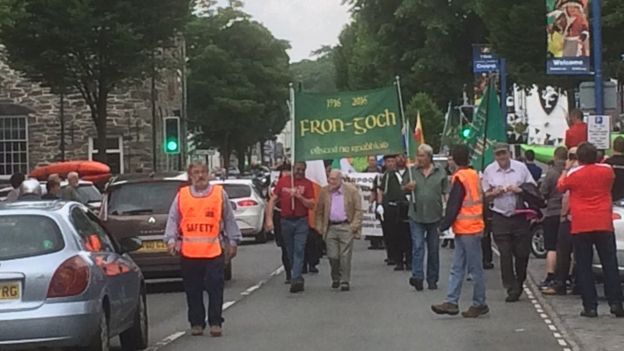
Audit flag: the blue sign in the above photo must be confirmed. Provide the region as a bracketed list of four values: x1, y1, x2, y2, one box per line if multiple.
[472, 45, 499, 73]
[546, 57, 591, 75]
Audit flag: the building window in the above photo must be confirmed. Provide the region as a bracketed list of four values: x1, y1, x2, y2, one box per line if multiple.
[88, 136, 124, 174]
[0, 116, 28, 176]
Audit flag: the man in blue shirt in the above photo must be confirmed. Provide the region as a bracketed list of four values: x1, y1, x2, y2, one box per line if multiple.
[525, 150, 543, 182]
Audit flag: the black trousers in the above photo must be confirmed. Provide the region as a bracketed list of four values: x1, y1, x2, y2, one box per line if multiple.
[572, 232, 623, 310]
[274, 211, 291, 279]
[382, 205, 412, 265]
[482, 218, 493, 264]
[181, 255, 225, 328]
[304, 230, 323, 268]
[554, 220, 574, 285]
[492, 213, 531, 296]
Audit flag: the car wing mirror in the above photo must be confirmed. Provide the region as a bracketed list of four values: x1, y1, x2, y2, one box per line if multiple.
[120, 237, 143, 254]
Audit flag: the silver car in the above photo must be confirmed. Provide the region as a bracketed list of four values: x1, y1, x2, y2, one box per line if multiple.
[0, 201, 148, 350]
[211, 179, 267, 243]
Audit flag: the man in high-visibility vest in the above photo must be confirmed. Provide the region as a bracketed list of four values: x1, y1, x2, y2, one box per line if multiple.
[164, 162, 242, 337]
[431, 145, 489, 318]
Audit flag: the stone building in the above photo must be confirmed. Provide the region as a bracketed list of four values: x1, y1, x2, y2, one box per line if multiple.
[0, 46, 184, 180]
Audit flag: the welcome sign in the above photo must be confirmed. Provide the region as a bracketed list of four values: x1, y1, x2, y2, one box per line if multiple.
[294, 87, 404, 161]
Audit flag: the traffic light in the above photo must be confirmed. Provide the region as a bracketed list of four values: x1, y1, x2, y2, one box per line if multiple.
[460, 126, 475, 140]
[163, 117, 180, 154]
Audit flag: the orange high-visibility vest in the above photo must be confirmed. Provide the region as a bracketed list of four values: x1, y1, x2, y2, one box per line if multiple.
[178, 185, 223, 258]
[451, 168, 485, 235]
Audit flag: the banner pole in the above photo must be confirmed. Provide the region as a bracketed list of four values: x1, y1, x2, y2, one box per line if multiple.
[289, 82, 296, 210]
[395, 76, 416, 199]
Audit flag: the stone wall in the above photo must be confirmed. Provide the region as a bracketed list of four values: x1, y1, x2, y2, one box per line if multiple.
[0, 45, 183, 175]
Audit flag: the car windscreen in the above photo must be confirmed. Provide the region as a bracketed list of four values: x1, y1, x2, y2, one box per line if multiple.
[76, 185, 102, 203]
[108, 181, 183, 215]
[0, 215, 64, 260]
[221, 184, 251, 199]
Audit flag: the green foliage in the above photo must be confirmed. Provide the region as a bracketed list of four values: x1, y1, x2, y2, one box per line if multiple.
[405, 93, 445, 152]
[291, 49, 337, 93]
[186, 7, 291, 167]
[0, 0, 189, 162]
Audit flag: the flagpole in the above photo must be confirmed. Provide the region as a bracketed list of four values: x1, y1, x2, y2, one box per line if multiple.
[289, 82, 296, 210]
[480, 78, 493, 172]
[395, 76, 416, 200]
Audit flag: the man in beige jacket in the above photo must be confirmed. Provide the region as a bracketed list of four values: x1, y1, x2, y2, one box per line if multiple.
[316, 170, 363, 291]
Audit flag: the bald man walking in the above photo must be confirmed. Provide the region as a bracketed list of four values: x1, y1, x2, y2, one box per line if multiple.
[316, 170, 363, 291]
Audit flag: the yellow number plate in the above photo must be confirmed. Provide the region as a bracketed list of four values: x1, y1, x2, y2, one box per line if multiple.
[0, 281, 21, 301]
[139, 240, 168, 253]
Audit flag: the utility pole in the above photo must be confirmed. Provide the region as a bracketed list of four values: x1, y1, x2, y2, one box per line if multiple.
[592, 0, 604, 115]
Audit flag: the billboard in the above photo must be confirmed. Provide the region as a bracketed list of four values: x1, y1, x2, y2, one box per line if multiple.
[546, 0, 591, 75]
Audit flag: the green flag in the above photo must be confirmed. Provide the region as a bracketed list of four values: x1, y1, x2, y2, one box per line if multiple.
[466, 81, 507, 171]
[294, 87, 404, 161]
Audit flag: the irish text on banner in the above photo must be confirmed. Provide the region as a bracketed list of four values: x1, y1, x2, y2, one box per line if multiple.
[294, 87, 404, 161]
[546, 0, 591, 75]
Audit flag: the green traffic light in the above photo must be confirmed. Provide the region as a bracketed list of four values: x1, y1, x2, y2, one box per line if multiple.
[166, 140, 178, 152]
[461, 128, 472, 139]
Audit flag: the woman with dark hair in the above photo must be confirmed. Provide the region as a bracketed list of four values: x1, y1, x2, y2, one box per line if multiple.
[5, 173, 25, 202]
[557, 142, 624, 317]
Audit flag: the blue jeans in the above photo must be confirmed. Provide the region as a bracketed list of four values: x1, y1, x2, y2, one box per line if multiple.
[409, 221, 440, 284]
[281, 218, 309, 283]
[446, 234, 486, 306]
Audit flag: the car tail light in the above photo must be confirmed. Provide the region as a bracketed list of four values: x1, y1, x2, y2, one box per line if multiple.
[47, 256, 90, 298]
[613, 213, 622, 220]
[237, 200, 258, 207]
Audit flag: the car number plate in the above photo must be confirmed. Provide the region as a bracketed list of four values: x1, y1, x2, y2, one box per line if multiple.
[0, 281, 21, 301]
[139, 240, 168, 253]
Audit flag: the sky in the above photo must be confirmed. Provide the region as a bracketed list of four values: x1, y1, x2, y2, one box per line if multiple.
[217, 0, 351, 62]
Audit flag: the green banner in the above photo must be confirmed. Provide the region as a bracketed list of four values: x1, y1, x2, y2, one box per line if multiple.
[466, 81, 507, 171]
[294, 87, 404, 161]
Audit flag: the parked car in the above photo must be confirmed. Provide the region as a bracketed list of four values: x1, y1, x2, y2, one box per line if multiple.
[0, 201, 147, 350]
[100, 172, 233, 280]
[211, 179, 267, 243]
[1, 180, 102, 212]
[592, 201, 624, 279]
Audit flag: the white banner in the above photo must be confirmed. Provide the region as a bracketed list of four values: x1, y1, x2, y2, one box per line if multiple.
[344, 172, 383, 238]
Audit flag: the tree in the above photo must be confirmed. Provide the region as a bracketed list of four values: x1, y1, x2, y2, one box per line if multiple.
[0, 0, 189, 163]
[290, 47, 337, 93]
[186, 7, 290, 171]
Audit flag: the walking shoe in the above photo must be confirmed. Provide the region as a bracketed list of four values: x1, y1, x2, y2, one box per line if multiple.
[505, 294, 520, 303]
[431, 302, 459, 316]
[409, 277, 424, 291]
[394, 264, 405, 271]
[386, 259, 396, 266]
[610, 303, 624, 318]
[331, 281, 340, 289]
[542, 286, 566, 295]
[461, 305, 490, 318]
[191, 326, 204, 336]
[580, 309, 598, 318]
[428, 282, 438, 290]
[340, 283, 350, 291]
[441, 240, 448, 248]
[290, 281, 304, 293]
[538, 277, 553, 289]
[483, 262, 494, 270]
[209, 325, 222, 337]
[309, 266, 319, 274]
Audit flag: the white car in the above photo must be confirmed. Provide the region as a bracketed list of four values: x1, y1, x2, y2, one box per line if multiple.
[211, 179, 267, 243]
[592, 202, 624, 279]
[0, 180, 102, 212]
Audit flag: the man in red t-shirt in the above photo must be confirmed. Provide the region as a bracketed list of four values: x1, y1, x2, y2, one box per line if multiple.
[266, 161, 315, 293]
[565, 109, 588, 149]
[557, 142, 624, 318]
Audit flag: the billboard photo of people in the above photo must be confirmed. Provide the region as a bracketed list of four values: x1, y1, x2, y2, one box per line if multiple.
[546, 0, 591, 75]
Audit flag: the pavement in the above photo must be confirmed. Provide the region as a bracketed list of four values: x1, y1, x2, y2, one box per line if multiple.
[144, 240, 571, 351]
[526, 257, 624, 351]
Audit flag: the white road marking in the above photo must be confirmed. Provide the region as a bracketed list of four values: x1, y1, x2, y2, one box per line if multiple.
[149, 265, 284, 351]
[492, 244, 574, 351]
